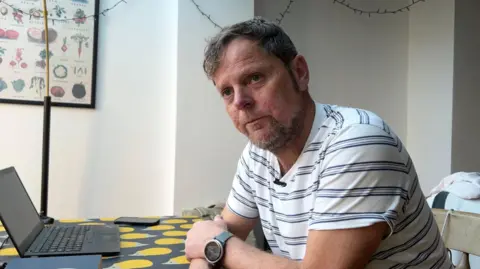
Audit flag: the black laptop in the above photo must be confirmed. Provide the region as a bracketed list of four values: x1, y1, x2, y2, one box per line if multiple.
[0, 166, 120, 257]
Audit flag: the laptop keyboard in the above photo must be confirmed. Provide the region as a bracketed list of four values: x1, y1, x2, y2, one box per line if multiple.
[30, 225, 90, 253]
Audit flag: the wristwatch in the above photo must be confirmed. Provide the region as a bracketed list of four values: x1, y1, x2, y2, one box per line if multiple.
[204, 230, 234, 266]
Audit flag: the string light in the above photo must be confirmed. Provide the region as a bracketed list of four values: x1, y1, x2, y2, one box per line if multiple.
[0, 0, 126, 24]
[190, 0, 222, 29]
[333, 0, 426, 17]
[275, 0, 295, 25]
[191, 0, 295, 29]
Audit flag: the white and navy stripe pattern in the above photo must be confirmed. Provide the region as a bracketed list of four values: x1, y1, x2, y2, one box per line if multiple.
[226, 103, 453, 269]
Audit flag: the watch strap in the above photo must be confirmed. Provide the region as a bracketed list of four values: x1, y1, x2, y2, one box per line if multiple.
[215, 230, 234, 245]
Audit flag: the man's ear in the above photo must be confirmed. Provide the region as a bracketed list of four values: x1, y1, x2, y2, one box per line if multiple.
[291, 55, 310, 92]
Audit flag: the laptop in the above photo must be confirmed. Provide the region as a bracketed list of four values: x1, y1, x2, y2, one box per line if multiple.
[0, 166, 121, 257]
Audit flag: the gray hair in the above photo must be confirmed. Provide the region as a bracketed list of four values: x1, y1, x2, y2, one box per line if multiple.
[203, 16, 298, 80]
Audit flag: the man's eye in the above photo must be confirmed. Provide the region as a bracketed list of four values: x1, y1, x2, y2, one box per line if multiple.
[250, 74, 261, 82]
[222, 88, 233, 96]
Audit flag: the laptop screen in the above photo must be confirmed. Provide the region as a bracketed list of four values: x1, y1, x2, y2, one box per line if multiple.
[0, 167, 44, 256]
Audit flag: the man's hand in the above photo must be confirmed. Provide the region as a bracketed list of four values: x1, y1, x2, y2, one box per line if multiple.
[189, 258, 211, 269]
[185, 216, 228, 261]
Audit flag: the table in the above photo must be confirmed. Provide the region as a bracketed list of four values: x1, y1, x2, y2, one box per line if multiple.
[0, 216, 201, 268]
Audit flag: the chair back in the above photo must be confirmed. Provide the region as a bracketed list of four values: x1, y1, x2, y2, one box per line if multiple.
[432, 208, 480, 269]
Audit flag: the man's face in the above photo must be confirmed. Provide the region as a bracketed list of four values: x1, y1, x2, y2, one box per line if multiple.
[212, 38, 309, 151]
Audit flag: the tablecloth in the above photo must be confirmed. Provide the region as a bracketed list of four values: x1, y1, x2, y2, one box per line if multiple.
[0, 216, 201, 268]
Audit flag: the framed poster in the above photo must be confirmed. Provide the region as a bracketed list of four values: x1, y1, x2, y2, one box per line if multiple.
[0, 0, 99, 108]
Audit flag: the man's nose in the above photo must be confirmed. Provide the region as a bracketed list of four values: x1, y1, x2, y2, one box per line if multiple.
[233, 87, 253, 110]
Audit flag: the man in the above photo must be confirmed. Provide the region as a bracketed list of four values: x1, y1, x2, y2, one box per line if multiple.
[185, 17, 453, 269]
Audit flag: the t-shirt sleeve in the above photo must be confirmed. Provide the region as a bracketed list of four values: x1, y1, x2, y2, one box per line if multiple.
[225, 145, 259, 219]
[309, 123, 411, 237]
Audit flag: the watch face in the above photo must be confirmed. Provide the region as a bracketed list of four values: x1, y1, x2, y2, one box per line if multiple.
[204, 240, 222, 263]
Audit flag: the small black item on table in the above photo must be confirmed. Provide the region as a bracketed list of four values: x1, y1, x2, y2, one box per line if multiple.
[113, 217, 160, 226]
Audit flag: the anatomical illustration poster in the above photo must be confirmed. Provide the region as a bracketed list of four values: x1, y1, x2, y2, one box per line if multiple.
[0, 0, 99, 108]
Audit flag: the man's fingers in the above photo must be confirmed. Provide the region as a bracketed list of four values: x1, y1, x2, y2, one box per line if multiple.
[214, 215, 223, 221]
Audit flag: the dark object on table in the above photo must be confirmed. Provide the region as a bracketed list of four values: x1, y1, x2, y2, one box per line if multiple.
[114, 217, 160, 226]
[0, 167, 121, 258]
[6, 254, 101, 269]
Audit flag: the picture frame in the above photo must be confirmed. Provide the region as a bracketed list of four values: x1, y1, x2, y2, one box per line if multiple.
[0, 0, 99, 109]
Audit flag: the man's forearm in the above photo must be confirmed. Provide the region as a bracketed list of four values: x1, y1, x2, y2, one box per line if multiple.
[223, 237, 301, 269]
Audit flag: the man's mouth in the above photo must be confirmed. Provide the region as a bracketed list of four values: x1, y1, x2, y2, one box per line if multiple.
[246, 116, 269, 129]
[246, 116, 264, 125]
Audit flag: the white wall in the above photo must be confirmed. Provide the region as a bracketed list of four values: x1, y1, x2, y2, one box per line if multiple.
[174, 0, 253, 214]
[255, 0, 409, 142]
[0, 0, 178, 219]
[407, 0, 455, 193]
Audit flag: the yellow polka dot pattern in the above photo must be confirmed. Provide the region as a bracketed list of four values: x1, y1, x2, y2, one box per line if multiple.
[0, 216, 201, 268]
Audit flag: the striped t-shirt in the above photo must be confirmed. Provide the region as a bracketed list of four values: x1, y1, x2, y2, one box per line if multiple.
[226, 102, 453, 269]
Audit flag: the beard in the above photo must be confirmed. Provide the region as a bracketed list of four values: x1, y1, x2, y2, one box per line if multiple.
[248, 112, 304, 152]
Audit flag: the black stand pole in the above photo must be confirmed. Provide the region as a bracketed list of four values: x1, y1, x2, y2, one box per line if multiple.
[40, 96, 54, 225]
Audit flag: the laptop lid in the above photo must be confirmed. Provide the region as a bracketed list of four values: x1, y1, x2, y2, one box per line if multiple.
[0, 166, 44, 257]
